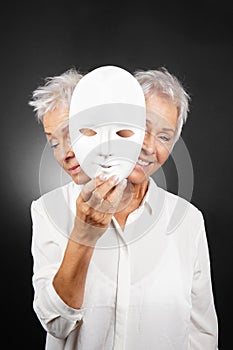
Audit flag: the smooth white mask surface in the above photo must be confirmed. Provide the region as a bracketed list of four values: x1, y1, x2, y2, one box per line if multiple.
[69, 66, 146, 181]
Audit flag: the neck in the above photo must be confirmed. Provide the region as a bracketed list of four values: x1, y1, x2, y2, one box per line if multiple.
[129, 179, 149, 204]
[115, 179, 149, 227]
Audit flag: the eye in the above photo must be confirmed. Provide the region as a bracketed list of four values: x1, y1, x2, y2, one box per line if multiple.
[158, 135, 171, 142]
[49, 140, 59, 149]
[79, 128, 97, 136]
[116, 129, 134, 138]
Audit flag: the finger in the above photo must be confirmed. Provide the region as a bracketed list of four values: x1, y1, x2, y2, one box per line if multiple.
[107, 179, 127, 204]
[100, 179, 128, 213]
[92, 175, 120, 200]
[85, 175, 120, 210]
[81, 174, 108, 202]
[81, 179, 97, 202]
[87, 189, 104, 208]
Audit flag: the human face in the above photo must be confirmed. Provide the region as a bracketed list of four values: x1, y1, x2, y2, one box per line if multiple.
[69, 104, 146, 182]
[43, 105, 90, 184]
[128, 94, 178, 184]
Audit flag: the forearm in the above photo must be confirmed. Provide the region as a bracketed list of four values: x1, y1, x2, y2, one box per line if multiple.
[53, 236, 94, 309]
[52, 176, 125, 309]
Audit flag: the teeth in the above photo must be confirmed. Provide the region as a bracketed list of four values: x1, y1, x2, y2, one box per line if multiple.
[137, 159, 150, 166]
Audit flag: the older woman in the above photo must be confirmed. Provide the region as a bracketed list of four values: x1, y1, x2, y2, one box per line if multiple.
[29, 66, 218, 349]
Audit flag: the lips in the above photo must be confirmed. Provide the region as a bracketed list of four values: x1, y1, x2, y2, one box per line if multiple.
[137, 158, 150, 167]
[68, 164, 80, 174]
[136, 157, 154, 167]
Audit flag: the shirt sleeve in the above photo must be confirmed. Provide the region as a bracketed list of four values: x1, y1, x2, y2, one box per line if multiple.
[189, 212, 219, 349]
[31, 199, 85, 339]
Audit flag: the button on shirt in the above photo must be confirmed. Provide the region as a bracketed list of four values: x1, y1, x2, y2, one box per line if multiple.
[31, 178, 218, 349]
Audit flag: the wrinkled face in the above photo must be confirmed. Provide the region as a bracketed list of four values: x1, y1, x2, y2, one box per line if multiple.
[69, 104, 146, 182]
[128, 94, 179, 184]
[43, 105, 90, 184]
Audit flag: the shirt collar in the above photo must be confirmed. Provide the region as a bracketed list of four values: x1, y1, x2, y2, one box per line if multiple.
[146, 177, 167, 219]
[136, 177, 161, 216]
[71, 177, 160, 217]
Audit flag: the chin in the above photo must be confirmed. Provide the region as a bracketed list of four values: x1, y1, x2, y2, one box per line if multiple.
[72, 172, 90, 185]
[127, 168, 148, 184]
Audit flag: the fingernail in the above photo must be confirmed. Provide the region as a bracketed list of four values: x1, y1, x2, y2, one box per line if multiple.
[111, 175, 119, 184]
[120, 179, 127, 188]
[99, 173, 107, 181]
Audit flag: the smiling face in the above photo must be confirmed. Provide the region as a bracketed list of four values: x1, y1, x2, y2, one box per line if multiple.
[128, 94, 179, 184]
[43, 104, 90, 184]
[69, 103, 146, 182]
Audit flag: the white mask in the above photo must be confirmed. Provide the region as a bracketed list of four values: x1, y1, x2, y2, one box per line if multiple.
[69, 65, 146, 182]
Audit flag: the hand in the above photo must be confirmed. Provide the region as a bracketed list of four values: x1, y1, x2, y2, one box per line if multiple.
[71, 175, 127, 246]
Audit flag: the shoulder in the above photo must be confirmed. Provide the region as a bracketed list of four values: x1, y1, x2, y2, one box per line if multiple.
[30, 182, 83, 237]
[31, 181, 82, 214]
[149, 178, 204, 233]
[165, 187, 202, 216]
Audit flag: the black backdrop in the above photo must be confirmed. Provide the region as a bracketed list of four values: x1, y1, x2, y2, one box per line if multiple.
[1, 1, 232, 349]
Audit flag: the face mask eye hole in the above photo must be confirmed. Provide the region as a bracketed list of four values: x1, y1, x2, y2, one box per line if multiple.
[79, 128, 97, 136]
[116, 129, 134, 138]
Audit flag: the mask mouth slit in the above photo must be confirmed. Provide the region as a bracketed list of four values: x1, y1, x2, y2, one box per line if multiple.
[101, 165, 112, 168]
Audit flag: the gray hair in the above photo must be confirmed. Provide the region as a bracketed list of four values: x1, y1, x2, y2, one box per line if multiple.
[28, 68, 83, 123]
[134, 67, 191, 142]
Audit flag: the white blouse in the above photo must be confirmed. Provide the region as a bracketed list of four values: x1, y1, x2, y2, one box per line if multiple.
[31, 178, 218, 349]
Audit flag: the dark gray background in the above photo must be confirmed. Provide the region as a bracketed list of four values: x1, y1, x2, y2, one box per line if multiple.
[1, 1, 232, 348]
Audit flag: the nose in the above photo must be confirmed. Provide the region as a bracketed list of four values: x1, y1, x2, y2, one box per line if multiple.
[58, 144, 75, 163]
[55, 144, 75, 166]
[98, 128, 113, 158]
[61, 134, 75, 161]
[142, 132, 157, 156]
[64, 148, 75, 160]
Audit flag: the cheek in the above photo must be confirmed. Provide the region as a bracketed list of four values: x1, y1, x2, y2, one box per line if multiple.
[128, 168, 147, 184]
[53, 149, 65, 168]
[157, 144, 171, 165]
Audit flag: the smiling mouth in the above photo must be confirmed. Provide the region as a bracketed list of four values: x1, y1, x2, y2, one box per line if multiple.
[137, 159, 152, 167]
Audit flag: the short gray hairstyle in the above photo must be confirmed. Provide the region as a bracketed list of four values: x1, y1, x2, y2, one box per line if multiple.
[28, 68, 83, 123]
[134, 67, 191, 142]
